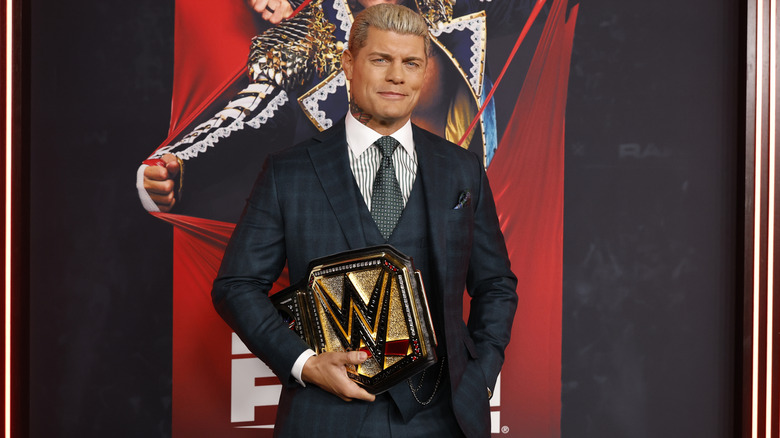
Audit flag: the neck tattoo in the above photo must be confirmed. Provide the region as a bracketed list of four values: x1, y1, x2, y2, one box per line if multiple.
[350, 101, 373, 126]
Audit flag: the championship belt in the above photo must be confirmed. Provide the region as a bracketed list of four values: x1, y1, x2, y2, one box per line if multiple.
[272, 245, 438, 394]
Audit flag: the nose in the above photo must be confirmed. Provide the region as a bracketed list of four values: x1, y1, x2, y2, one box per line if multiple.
[386, 61, 404, 84]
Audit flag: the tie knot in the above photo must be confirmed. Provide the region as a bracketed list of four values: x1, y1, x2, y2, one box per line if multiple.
[375, 136, 399, 158]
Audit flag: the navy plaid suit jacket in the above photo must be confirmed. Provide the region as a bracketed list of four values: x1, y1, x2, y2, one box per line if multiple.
[212, 120, 517, 438]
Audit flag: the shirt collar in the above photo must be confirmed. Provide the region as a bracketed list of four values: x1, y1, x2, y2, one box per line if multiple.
[345, 112, 415, 157]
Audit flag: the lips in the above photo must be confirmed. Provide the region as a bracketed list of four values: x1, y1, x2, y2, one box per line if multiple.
[378, 91, 407, 99]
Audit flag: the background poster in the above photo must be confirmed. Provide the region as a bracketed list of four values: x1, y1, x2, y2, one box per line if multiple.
[148, 0, 574, 435]
[26, 0, 738, 437]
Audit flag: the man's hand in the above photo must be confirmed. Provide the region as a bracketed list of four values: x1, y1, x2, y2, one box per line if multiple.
[247, 0, 294, 24]
[143, 153, 180, 212]
[301, 351, 376, 402]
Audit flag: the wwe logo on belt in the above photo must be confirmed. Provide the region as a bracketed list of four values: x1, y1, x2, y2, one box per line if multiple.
[274, 246, 438, 393]
[313, 261, 417, 374]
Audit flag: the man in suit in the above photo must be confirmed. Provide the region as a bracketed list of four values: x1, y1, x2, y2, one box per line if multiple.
[212, 4, 517, 437]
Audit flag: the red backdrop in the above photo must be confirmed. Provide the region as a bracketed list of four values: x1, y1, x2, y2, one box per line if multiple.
[155, 0, 578, 435]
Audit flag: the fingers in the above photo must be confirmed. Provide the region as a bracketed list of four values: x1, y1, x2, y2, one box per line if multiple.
[144, 177, 175, 197]
[248, 0, 271, 13]
[143, 176, 176, 211]
[301, 351, 376, 402]
[251, 0, 293, 24]
[335, 351, 375, 402]
[343, 384, 376, 403]
[161, 153, 180, 177]
[345, 350, 369, 365]
[145, 154, 179, 180]
[148, 191, 176, 212]
[341, 388, 375, 402]
[143, 153, 179, 211]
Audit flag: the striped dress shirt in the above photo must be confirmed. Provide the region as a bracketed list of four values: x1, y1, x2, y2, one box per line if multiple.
[345, 112, 418, 211]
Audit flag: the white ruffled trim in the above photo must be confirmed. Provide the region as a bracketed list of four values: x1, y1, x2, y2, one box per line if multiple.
[333, 0, 351, 43]
[174, 90, 289, 160]
[429, 17, 486, 96]
[136, 164, 161, 212]
[300, 72, 346, 130]
[246, 90, 289, 129]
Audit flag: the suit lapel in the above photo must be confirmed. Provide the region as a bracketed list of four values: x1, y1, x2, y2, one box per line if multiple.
[414, 127, 452, 295]
[307, 121, 368, 250]
[305, 123, 455, 259]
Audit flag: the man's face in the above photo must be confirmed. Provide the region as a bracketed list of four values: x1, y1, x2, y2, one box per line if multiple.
[342, 27, 427, 134]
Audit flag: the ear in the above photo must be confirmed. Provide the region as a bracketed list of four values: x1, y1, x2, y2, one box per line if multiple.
[342, 49, 354, 81]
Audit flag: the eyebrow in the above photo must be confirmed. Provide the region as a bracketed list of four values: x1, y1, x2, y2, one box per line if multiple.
[368, 52, 425, 63]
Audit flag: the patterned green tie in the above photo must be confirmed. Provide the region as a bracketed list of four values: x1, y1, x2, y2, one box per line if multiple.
[371, 136, 403, 240]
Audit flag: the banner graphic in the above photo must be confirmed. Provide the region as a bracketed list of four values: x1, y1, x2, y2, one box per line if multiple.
[143, 0, 578, 435]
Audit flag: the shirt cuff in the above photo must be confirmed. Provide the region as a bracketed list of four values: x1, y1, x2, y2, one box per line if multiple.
[291, 349, 317, 386]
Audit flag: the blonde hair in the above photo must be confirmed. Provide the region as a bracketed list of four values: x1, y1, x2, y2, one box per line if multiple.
[348, 4, 430, 56]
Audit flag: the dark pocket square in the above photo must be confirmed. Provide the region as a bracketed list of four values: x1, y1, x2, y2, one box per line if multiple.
[453, 190, 471, 209]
